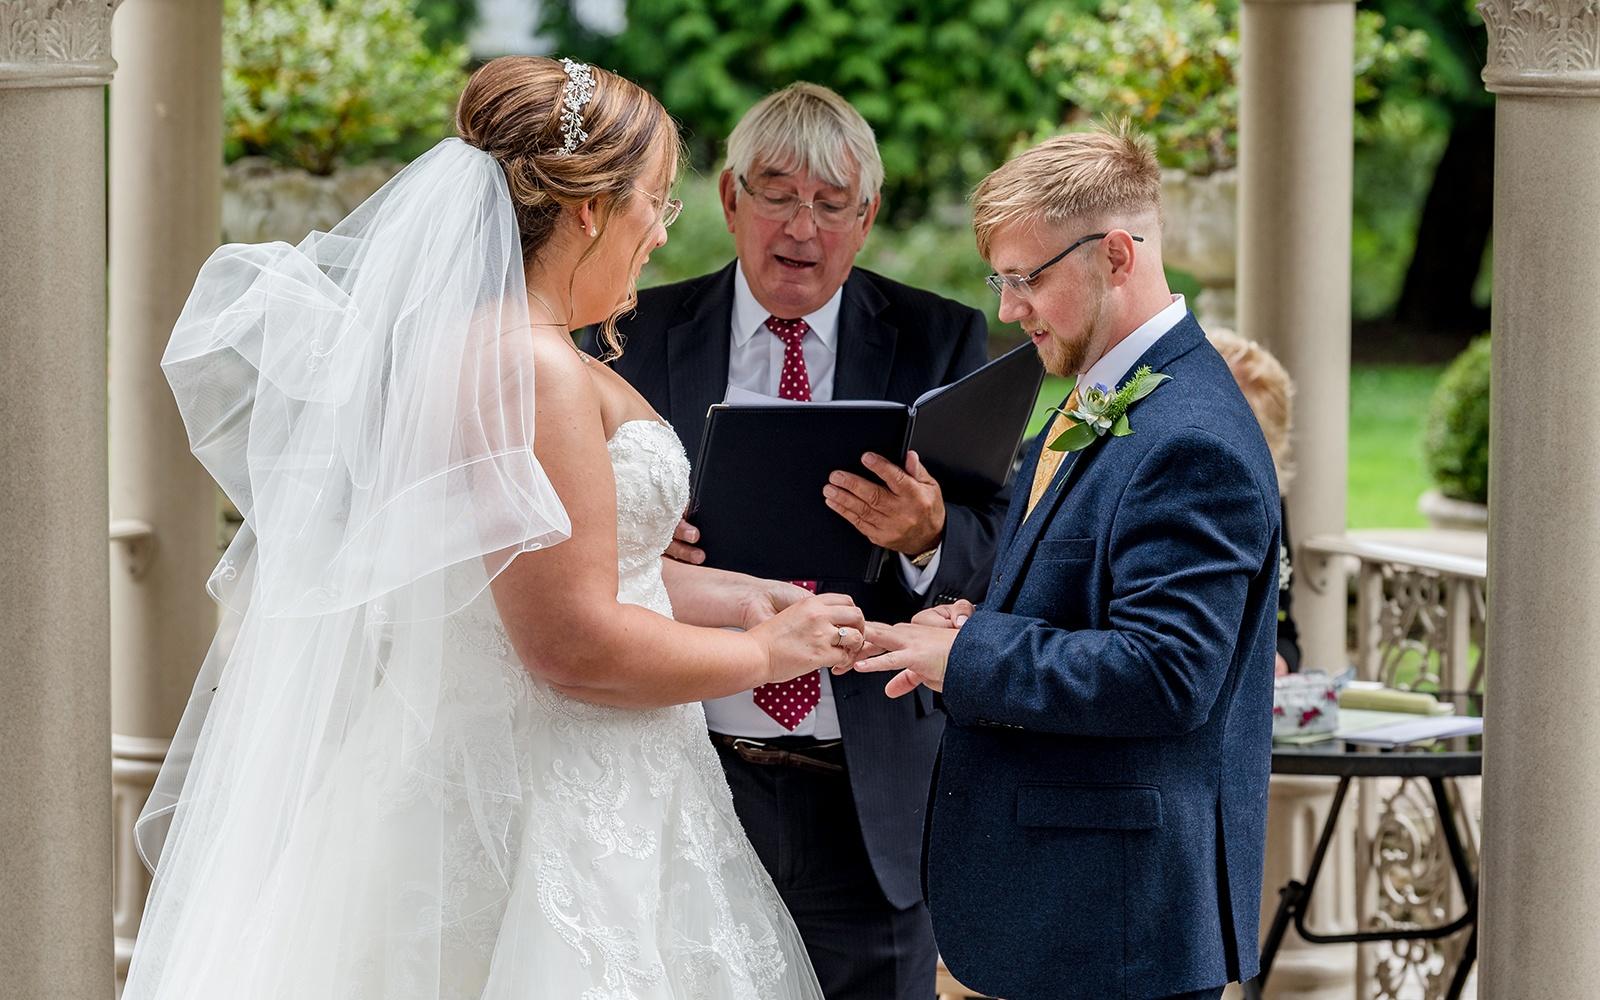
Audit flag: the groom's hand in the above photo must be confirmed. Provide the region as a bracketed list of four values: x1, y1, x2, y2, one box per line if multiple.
[823, 450, 946, 555]
[911, 599, 975, 630]
[847, 621, 959, 697]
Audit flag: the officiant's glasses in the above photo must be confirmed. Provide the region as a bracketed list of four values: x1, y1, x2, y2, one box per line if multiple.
[986, 232, 1145, 296]
[738, 174, 869, 232]
[635, 186, 684, 228]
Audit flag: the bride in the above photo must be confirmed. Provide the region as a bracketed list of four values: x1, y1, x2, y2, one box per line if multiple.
[122, 56, 858, 999]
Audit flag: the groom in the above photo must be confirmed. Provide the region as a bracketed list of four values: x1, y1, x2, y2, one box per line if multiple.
[854, 122, 1280, 1000]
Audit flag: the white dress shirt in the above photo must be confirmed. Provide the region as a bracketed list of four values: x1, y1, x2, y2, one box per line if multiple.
[702, 263, 939, 739]
[1078, 294, 1188, 400]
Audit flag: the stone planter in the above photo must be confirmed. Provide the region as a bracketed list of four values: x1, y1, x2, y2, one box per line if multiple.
[222, 158, 404, 245]
[1160, 167, 1237, 331]
[1418, 488, 1488, 533]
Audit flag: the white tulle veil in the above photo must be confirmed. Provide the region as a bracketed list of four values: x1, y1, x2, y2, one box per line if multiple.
[124, 137, 572, 997]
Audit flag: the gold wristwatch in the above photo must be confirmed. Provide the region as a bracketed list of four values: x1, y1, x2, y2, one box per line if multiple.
[910, 545, 939, 569]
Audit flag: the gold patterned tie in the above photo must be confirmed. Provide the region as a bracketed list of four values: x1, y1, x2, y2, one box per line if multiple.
[1026, 389, 1080, 518]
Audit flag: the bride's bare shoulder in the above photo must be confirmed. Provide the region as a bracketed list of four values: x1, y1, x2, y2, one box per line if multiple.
[522, 330, 605, 434]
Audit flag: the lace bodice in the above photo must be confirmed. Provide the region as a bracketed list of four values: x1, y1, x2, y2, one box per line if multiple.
[606, 420, 690, 615]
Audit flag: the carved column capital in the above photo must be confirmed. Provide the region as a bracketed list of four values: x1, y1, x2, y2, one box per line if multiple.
[1480, 0, 1600, 96]
[0, 0, 119, 89]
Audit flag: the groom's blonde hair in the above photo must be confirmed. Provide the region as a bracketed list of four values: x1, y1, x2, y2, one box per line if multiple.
[724, 82, 883, 204]
[972, 118, 1162, 261]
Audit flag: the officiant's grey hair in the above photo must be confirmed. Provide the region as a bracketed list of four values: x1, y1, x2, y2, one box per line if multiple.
[724, 82, 883, 203]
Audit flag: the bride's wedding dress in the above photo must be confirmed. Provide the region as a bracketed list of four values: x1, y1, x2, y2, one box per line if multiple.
[411, 418, 823, 998]
[122, 139, 823, 1000]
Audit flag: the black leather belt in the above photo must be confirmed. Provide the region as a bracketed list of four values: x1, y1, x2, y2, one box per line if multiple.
[710, 733, 846, 775]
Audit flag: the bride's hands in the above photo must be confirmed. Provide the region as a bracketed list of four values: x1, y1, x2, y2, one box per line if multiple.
[748, 594, 867, 684]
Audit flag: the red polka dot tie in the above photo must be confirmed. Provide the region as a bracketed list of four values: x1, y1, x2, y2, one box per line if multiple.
[752, 315, 821, 730]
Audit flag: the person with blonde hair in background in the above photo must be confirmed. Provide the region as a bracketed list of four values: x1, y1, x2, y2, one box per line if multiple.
[1208, 328, 1302, 675]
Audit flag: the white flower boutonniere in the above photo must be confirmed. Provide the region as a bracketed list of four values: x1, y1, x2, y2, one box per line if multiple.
[1048, 365, 1173, 454]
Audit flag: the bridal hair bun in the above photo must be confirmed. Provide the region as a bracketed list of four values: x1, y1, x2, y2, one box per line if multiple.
[454, 56, 678, 307]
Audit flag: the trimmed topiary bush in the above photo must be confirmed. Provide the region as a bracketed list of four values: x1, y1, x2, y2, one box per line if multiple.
[1423, 334, 1490, 505]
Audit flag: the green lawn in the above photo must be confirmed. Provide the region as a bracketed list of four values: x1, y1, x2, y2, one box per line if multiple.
[1027, 364, 1442, 531]
[1346, 365, 1440, 530]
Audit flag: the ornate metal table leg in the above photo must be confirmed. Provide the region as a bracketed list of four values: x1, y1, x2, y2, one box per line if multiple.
[1252, 777, 1352, 995]
[1429, 776, 1479, 1000]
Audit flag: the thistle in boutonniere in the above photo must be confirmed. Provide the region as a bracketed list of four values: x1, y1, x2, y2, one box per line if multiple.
[1048, 365, 1172, 453]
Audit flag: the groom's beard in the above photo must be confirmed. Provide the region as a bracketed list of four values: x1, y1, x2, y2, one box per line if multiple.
[1040, 286, 1105, 378]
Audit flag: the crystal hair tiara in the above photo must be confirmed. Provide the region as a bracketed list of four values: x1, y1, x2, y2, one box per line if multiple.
[557, 58, 596, 156]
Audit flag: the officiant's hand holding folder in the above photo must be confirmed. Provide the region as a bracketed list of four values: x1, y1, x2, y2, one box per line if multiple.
[688, 343, 1045, 582]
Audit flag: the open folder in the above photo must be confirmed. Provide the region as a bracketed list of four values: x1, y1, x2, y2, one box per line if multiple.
[688, 343, 1046, 582]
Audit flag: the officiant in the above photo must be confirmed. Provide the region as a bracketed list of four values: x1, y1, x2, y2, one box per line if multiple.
[581, 81, 1007, 1000]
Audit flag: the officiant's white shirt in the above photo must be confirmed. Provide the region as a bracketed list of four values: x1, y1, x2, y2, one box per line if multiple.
[703, 263, 939, 739]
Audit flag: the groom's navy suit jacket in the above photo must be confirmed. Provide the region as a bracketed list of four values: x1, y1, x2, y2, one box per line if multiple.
[929, 314, 1279, 1000]
[582, 262, 1008, 909]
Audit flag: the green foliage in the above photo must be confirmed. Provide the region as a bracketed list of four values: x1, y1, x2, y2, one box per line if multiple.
[1351, 101, 1448, 319]
[224, 0, 471, 175]
[1364, 0, 1492, 113]
[1028, 0, 1428, 175]
[412, 0, 477, 47]
[541, 0, 1084, 220]
[1423, 335, 1491, 504]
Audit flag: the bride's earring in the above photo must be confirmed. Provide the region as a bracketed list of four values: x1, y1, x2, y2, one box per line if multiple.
[589, 226, 597, 237]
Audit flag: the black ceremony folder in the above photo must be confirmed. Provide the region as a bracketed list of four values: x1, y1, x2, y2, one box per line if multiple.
[688, 343, 1045, 582]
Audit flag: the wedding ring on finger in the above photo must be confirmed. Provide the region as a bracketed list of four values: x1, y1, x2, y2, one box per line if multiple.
[832, 627, 851, 648]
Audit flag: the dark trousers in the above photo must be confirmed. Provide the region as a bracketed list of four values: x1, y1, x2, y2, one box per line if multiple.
[1158, 989, 1225, 1000]
[714, 740, 937, 1000]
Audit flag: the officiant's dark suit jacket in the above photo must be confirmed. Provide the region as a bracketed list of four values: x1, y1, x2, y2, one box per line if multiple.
[580, 261, 1008, 909]
[930, 313, 1279, 1000]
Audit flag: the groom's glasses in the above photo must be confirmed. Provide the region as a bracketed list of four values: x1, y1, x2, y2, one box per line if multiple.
[635, 186, 684, 229]
[737, 174, 869, 232]
[986, 232, 1144, 296]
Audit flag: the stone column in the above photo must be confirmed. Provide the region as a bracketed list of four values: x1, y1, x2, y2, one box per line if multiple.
[1237, 1, 1356, 996]
[1477, 3, 1600, 994]
[107, 0, 222, 985]
[1238, 0, 1354, 672]
[0, 4, 117, 997]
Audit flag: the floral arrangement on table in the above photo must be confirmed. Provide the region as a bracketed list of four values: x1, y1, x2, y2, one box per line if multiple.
[1273, 671, 1341, 740]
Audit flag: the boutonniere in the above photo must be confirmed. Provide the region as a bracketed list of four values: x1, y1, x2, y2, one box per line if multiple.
[1048, 365, 1172, 453]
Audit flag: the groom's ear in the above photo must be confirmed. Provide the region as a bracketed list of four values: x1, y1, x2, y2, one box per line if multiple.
[1103, 229, 1139, 286]
[718, 170, 738, 233]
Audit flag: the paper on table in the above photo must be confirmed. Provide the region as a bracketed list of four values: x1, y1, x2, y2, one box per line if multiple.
[1277, 710, 1482, 747]
[1338, 714, 1483, 748]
